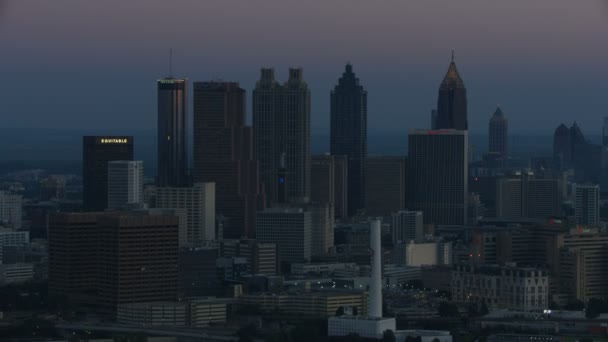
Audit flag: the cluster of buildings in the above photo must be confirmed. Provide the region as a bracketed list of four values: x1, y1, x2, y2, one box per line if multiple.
[1, 53, 607, 341]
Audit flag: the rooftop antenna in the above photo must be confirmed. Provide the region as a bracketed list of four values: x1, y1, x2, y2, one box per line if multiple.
[451, 49, 455, 62]
[169, 48, 173, 78]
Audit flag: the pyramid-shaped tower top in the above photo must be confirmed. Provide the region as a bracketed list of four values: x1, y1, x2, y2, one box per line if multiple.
[492, 106, 505, 118]
[441, 50, 465, 89]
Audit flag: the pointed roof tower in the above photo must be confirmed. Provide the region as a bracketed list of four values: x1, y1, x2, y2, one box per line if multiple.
[441, 50, 465, 89]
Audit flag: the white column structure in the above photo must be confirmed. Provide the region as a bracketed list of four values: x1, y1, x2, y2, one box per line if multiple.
[369, 219, 382, 318]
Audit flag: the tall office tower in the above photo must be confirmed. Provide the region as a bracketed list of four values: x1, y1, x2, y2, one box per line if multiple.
[48, 213, 102, 306]
[333, 155, 348, 219]
[82, 136, 134, 211]
[488, 106, 508, 158]
[157, 78, 188, 187]
[603, 117, 608, 147]
[311, 155, 336, 207]
[0, 191, 22, 229]
[391, 211, 423, 244]
[107, 161, 144, 210]
[330, 64, 367, 217]
[155, 183, 216, 243]
[364, 156, 406, 217]
[253, 68, 311, 204]
[553, 122, 586, 169]
[310, 203, 335, 256]
[573, 184, 600, 226]
[97, 213, 179, 316]
[193, 81, 265, 239]
[435, 53, 468, 130]
[256, 207, 311, 271]
[495, 172, 562, 220]
[407, 130, 468, 226]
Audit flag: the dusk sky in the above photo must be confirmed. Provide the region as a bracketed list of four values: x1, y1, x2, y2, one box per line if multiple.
[1, 0, 607, 135]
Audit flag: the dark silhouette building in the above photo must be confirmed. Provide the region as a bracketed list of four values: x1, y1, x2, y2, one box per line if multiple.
[407, 129, 468, 225]
[553, 122, 586, 169]
[435, 53, 468, 130]
[489, 106, 508, 159]
[157, 78, 188, 187]
[364, 156, 406, 216]
[82, 136, 134, 211]
[253, 68, 311, 204]
[192, 81, 265, 239]
[330, 64, 367, 217]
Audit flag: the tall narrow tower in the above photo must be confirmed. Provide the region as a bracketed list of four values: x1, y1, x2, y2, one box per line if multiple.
[157, 78, 188, 187]
[192, 81, 265, 239]
[330, 64, 367, 216]
[489, 106, 508, 158]
[436, 52, 468, 130]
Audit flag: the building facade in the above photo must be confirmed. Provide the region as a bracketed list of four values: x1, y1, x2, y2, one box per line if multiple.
[573, 184, 600, 226]
[192, 81, 265, 239]
[452, 264, 549, 312]
[0, 191, 22, 229]
[256, 208, 312, 269]
[107, 160, 144, 210]
[407, 130, 468, 225]
[82, 136, 134, 211]
[330, 64, 367, 217]
[253, 68, 311, 204]
[391, 211, 423, 244]
[364, 156, 406, 216]
[157, 78, 188, 187]
[155, 183, 216, 244]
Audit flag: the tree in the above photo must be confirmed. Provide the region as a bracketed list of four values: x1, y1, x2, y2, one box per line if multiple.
[382, 329, 396, 342]
[336, 306, 345, 316]
[238, 323, 258, 342]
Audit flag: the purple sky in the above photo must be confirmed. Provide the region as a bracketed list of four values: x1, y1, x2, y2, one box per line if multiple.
[0, 0, 607, 135]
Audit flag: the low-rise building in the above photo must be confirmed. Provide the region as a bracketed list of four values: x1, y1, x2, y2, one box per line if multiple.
[452, 264, 549, 312]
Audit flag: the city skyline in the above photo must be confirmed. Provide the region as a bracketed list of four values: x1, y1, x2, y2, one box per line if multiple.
[0, 0, 607, 135]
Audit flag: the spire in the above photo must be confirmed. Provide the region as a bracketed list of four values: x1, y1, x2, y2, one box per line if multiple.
[441, 50, 464, 88]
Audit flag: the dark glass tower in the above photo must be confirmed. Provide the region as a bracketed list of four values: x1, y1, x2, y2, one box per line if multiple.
[192, 81, 265, 239]
[489, 106, 508, 158]
[435, 53, 468, 130]
[253, 68, 311, 204]
[82, 136, 134, 211]
[330, 64, 367, 216]
[157, 78, 188, 187]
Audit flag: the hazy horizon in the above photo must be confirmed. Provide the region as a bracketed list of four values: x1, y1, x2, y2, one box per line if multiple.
[1, 0, 607, 136]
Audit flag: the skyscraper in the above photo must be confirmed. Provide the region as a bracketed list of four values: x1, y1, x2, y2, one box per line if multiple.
[107, 160, 144, 210]
[0, 191, 22, 229]
[364, 156, 406, 216]
[391, 211, 423, 244]
[253, 68, 311, 204]
[256, 207, 312, 271]
[330, 64, 367, 216]
[488, 106, 508, 158]
[192, 81, 265, 239]
[573, 183, 600, 226]
[311, 155, 336, 208]
[435, 53, 468, 130]
[407, 130, 468, 225]
[553, 122, 586, 169]
[157, 78, 188, 187]
[155, 183, 216, 243]
[82, 136, 134, 211]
